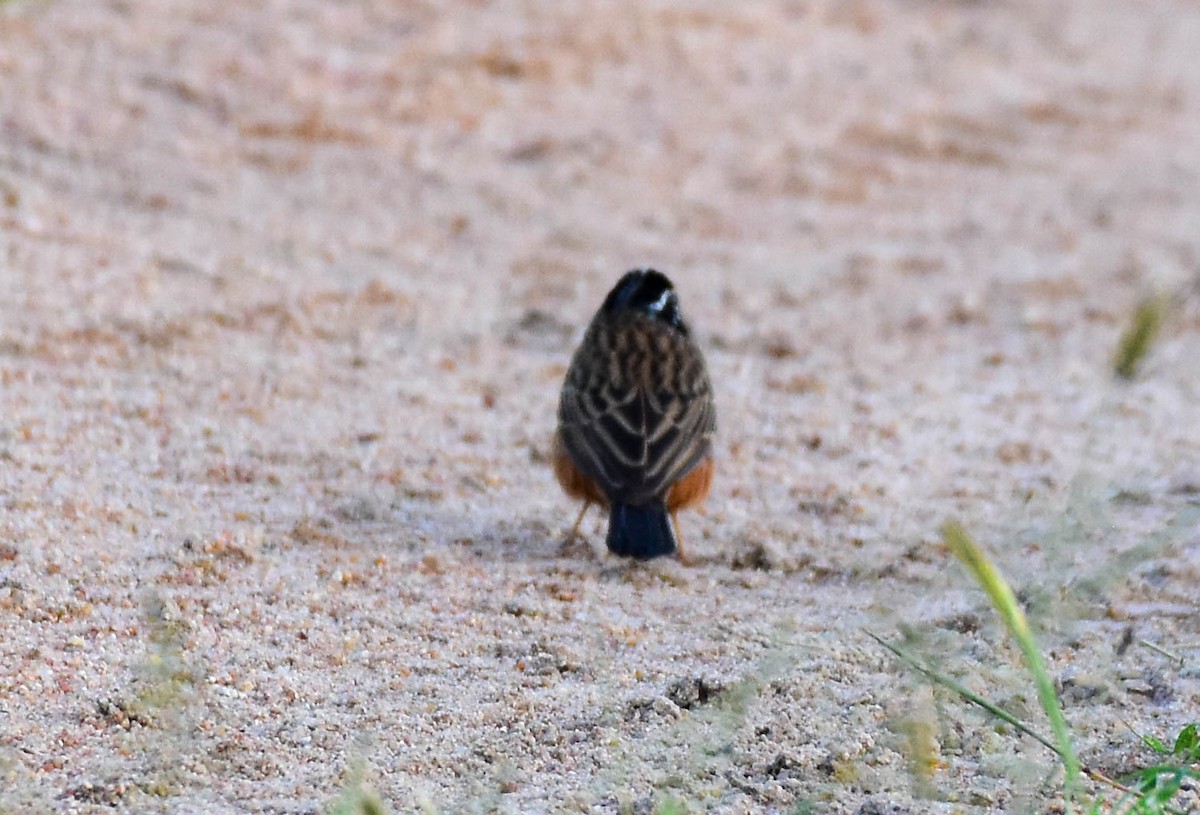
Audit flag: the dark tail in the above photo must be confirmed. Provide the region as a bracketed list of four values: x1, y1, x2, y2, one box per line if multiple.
[606, 502, 675, 559]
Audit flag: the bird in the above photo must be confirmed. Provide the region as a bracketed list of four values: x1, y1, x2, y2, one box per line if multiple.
[553, 268, 716, 562]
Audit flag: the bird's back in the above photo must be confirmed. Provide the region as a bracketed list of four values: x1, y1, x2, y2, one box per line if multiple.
[557, 312, 715, 506]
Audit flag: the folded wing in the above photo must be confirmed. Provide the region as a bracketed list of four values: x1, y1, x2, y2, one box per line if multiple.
[558, 321, 715, 505]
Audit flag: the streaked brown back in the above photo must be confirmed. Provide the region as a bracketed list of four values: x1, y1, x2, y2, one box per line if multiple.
[557, 311, 716, 506]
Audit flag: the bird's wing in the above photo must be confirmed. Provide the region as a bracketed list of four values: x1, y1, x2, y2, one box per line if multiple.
[558, 325, 714, 504]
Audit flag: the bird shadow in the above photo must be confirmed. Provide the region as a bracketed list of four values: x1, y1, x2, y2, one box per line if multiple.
[284, 484, 735, 580]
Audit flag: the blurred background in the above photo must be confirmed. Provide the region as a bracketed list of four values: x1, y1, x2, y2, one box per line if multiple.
[2, 1, 1198, 812]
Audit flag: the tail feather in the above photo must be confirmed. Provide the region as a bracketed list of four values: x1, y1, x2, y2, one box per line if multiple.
[607, 502, 675, 559]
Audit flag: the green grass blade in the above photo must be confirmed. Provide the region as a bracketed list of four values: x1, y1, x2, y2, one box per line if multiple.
[1114, 295, 1166, 379]
[1170, 724, 1199, 761]
[864, 630, 1062, 756]
[941, 522, 1081, 797]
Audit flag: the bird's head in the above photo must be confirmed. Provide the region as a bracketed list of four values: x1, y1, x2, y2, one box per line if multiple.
[601, 268, 686, 333]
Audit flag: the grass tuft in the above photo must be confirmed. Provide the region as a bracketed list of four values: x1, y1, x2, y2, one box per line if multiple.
[1126, 721, 1200, 765]
[130, 592, 202, 798]
[328, 758, 389, 815]
[940, 521, 1081, 796]
[139, 593, 198, 715]
[873, 523, 1199, 815]
[1114, 294, 1167, 379]
[1118, 722, 1200, 814]
[654, 797, 689, 815]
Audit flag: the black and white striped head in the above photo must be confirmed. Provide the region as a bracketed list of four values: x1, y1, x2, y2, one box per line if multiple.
[601, 269, 686, 334]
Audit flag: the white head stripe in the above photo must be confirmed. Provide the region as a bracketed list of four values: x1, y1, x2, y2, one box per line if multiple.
[648, 288, 673, 314]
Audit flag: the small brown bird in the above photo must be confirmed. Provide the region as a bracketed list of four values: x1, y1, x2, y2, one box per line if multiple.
[554, 269, 716, 561]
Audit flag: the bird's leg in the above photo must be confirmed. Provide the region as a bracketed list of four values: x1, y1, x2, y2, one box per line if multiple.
[671, 513, 693, 566]
[558, 501, 594, 558]
[567, 501, 591, 545]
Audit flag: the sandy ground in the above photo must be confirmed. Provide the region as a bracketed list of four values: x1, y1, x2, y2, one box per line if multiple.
[2, 1, 1199, 812]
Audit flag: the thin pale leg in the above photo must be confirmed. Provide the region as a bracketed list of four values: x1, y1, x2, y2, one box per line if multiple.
[567, 501, 592, 545]
[671, 513, 692, 566]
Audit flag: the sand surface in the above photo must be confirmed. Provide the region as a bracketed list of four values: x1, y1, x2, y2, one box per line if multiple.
[2, 1, 1199, 812]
